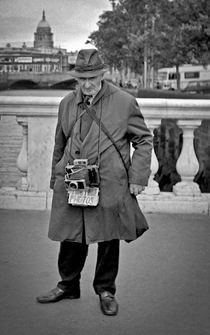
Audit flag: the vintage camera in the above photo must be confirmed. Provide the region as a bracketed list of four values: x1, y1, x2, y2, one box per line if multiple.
[64, 159, 100, 206]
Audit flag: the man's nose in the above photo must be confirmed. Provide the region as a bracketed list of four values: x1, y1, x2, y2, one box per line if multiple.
[84, 79, 91, 87]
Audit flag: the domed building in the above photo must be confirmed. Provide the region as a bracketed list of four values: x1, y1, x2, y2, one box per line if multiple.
[34, 11, 54, 48]
[0, 11, 78, 75]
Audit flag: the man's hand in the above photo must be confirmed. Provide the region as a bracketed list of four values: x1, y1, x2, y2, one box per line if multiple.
[129, 184, 145, 196]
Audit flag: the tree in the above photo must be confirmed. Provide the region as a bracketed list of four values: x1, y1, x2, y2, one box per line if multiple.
[88, 0, 210, 89]
[118, 0, 172, 85]
[88, 2, 131, 83]
[154, 0, 194, 89]
[178, 0, 210, 65]
[157, 0, 210, 89]
[89, 0, 175, 83]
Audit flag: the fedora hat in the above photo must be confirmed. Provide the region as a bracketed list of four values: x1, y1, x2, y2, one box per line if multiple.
[69, 49, 109, 78]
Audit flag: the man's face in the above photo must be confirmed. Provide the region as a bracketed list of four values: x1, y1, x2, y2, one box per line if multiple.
[77, 74, 103, 96]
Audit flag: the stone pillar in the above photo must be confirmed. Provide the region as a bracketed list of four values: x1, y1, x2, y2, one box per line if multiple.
[173, 119, 201, 196]
[144, 118, 161, 195]
[16, 117, 28, 191]
[27, 116, 57, 192]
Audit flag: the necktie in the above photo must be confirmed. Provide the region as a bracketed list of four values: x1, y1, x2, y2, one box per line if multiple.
[84, 95, 93, 105]
[80, 96, 94, 141]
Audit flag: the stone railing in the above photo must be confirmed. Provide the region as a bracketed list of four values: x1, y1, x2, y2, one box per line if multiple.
[0, 96, 210, 214]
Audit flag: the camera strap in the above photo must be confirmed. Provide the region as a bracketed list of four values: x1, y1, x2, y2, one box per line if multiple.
[82, 102, 128, 176]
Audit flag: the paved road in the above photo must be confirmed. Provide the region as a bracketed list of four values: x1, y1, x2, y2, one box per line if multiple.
[0, 210, 210, 335]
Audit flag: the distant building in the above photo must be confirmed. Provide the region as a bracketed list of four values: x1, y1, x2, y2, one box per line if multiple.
[0, 11, 77, 73]
[34, 11, 54, 49]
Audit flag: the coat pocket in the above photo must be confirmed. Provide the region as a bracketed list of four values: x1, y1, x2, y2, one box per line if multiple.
[55, 154, 68, 177]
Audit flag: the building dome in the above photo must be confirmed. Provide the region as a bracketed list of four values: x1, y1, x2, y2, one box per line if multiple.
[34, 11, 54, 48]
[37, 11, 51, 29]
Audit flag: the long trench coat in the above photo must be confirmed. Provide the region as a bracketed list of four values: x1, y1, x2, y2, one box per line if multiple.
[48, 80, 153, 244]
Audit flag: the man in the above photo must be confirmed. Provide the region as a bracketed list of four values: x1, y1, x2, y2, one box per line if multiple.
[37, 49, 153, 316]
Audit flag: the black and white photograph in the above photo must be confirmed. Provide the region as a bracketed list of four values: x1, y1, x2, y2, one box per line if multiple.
[0, 0, 210, 334]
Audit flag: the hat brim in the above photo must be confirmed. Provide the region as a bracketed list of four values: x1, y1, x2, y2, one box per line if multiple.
[69, 67, 108, 78]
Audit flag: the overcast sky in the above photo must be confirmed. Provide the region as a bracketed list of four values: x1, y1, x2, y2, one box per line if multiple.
[0, 0, 112, 51]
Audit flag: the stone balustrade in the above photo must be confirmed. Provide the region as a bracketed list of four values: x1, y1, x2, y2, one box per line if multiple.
[0, 96, 210, 214]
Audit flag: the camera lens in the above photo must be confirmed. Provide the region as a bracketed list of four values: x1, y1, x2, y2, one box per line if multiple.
[69, 181, 78, 190]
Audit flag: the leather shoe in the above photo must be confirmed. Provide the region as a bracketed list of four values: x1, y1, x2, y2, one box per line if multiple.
[36, 287, 80, 304]
[99, 291, 118, 316]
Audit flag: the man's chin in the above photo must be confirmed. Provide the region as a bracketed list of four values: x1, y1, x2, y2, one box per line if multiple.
[83, 91, 94, 96]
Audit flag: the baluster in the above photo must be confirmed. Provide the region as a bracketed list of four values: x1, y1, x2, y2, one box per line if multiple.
[144, 118, 161, 195]
[16, 117, 28, 191]
[173, 119, 201, 196]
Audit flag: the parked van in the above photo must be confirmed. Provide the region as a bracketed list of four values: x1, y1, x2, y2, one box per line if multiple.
[157, 64, 210, 90]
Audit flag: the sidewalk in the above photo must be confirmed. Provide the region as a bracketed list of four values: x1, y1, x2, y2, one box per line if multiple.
[0, 209, 210, 335]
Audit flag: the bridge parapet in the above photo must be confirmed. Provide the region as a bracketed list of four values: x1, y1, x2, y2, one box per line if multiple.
[0, 96, 210, 213]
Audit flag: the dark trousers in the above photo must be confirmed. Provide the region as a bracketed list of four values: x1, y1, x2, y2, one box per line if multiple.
[57, 239, 120, 295]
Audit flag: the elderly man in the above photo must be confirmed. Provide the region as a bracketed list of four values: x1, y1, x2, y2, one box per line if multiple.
[36, 49, 153, 316]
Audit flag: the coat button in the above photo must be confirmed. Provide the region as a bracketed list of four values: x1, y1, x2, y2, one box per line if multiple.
[75, 150, 80, 155]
